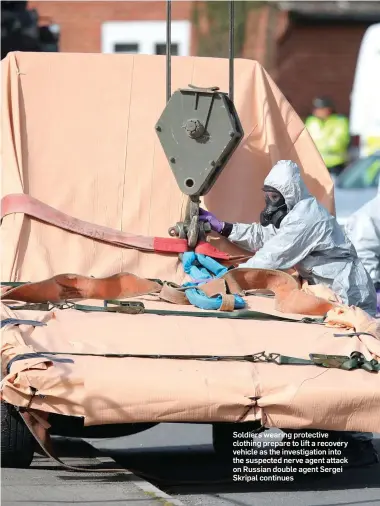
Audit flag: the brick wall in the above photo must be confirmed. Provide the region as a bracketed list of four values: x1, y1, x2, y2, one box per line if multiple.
[242, 5, 289, 71]
[29, 1, 194, 53]
[27, 2, 368, 120]
[275, 22, 369, 118]
[242, 8, 368, 119]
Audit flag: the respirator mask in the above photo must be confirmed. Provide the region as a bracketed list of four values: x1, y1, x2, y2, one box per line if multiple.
[259, 185, 288, 228]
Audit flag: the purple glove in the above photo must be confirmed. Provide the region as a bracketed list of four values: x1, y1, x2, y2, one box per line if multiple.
[377, 290, 380, 315]
[198, 208, 224, 233]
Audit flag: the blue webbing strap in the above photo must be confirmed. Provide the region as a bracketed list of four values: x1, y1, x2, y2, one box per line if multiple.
[1, 318, 47, 329]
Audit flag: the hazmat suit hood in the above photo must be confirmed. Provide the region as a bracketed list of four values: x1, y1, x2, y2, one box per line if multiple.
[263, 160, 311, 211]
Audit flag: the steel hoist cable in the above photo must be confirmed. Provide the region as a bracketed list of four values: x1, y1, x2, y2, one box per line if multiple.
[160, 0, 242, 248]
[229, 0, 235, 103]
[166, 0, 171, 103]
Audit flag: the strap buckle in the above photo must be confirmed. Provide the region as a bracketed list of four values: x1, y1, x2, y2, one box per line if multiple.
[310, 353, 352, 369]
[103, 300, 145, 314]
[50, 301, 76, 310]
[310, 352, 379, 373]
[244, 352, 281, 364]
[300, 317, 326, 324]
[266, 352, 281, 364]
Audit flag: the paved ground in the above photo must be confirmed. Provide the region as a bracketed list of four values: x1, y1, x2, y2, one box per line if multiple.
[2, 457, 160, 506]
[1, 439, 180, 506]
[2, 425, 380, 506]
[91, 424, 380, 506]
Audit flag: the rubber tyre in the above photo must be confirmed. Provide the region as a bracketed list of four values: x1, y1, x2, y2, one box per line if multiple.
[212, 421, 264, 456]
[1, 402, 35, 468]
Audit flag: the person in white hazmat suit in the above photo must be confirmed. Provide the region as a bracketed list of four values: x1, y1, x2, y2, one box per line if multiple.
[345, 177, 380, 316]
[199, 160, 378, 467]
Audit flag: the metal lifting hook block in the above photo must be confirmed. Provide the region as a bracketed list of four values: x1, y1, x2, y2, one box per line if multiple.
[155, 0, 244, 249]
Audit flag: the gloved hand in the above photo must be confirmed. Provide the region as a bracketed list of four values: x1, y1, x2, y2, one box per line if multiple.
[376, 290, 380, 315]
[198, 208, 224, 233]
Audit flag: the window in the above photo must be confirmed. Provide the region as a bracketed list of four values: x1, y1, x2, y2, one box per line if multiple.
[114, 43, 139, 54]
[155, 43, 178, 56]
[335, 154, 380, 189]
[102, 21, 191, 56]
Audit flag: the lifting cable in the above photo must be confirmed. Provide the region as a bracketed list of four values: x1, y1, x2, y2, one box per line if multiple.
[166, 0, 171, 103]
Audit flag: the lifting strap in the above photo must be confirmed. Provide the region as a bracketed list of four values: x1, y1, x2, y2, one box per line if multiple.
[0, 193, 248, 262]
[17, 408, 135, 473]
[0, 268, 335, 317]
[16, 399, 266, 480]
[16, 406, 264, 482]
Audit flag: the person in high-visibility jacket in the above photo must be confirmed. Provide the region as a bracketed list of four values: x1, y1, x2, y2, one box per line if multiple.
[305, 97, 350, 175]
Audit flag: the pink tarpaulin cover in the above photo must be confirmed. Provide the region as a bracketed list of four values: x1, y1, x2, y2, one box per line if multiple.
[2, 52, 379, 433]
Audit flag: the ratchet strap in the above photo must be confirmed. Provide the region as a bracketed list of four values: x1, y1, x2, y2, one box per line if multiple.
[0, 193, 246, 262]
[7, 350, 379, 374]
[3, 299, 323, 324]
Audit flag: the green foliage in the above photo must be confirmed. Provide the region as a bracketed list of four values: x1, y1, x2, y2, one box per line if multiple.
[193, 1, 264, 58]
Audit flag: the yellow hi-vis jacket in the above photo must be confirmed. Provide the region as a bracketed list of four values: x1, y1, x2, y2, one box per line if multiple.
[305, 114, 350, 169]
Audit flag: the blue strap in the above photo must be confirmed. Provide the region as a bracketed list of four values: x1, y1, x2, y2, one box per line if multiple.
[182, 252, 228, 281]
[6, 352, 74, 374]
[1, 318, 47, 329]
[182, 252, 211, 281]
[185, 288, 245, 310]
[180, 253, 245, 311]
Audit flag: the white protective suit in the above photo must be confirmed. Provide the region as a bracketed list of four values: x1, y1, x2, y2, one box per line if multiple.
[345, 178, 380, 288]
[228, 160, 377, 316]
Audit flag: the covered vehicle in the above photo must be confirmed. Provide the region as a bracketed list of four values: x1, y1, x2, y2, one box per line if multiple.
[334, 151, 380, 227]
[345, 176, 380, 316]
[1, 52, 380, 469]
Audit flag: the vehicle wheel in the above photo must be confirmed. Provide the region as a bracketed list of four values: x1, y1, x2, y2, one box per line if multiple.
[212, 421, 265, 456]
[1, 402, 35, 468]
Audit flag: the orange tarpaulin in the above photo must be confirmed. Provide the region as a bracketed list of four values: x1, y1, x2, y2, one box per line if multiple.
[3, 52, 378, 434]
[1, 51, 334, 283]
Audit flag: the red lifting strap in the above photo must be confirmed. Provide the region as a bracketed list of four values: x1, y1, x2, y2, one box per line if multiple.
[1, 193, 238, 261]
